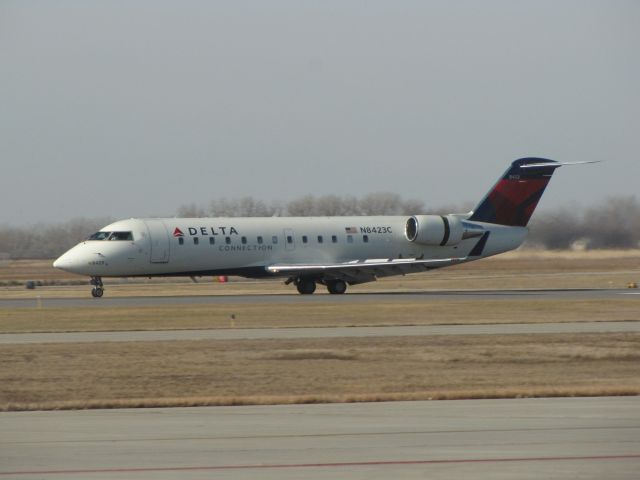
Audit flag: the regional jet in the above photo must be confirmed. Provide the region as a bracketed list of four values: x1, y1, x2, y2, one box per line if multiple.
[53, 158, 593, 297]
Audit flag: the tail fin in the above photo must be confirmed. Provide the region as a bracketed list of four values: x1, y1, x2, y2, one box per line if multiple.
[468, 157, 561, 227]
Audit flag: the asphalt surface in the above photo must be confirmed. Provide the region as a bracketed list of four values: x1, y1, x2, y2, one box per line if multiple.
[1, 321, 639, 345]
[1, 397, 639, 480]
[1, 288, 637, 309]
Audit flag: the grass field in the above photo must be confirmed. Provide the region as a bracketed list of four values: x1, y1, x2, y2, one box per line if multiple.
[1, 298, 639, 333]
[2, 333, 638, 411]
[1, 250, 639, 411]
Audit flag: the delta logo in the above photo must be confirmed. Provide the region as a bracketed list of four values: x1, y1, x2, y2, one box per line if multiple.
[172, 226, 240, 236]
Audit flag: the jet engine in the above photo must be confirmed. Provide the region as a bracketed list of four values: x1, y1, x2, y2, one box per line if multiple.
[405, 215, 471, 246]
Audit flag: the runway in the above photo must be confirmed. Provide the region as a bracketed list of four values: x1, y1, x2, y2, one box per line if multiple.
[0, 321, 639, 345]
[1, 288, 635, 309]
[1, 397, 638, 479]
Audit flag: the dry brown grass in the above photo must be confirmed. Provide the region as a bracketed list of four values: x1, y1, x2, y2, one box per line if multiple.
[1, 333, 638, 411]
[0, 259, 75, 283]
[1, 298, 639, 333]
[6, 388, 639, 412]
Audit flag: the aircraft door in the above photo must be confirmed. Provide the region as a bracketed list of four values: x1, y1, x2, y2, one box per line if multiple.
[284, 228, 295, 251]
[145, 220, 170, 263]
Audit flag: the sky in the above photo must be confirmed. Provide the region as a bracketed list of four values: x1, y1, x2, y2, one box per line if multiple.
[1, 0, 638, 225]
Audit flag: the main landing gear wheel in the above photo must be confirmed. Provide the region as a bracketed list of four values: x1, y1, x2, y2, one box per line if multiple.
[90, 276, 104, 298]
[326, 279, 347, 295]
[295, 278, 316, 295]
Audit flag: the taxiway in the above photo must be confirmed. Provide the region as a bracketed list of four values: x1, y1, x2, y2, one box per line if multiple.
[1, 397, 638, 479]
[0, 288, 635, 309]
[0, 321, 638, 345]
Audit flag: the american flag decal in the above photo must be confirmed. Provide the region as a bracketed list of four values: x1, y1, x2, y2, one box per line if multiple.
[345, 227, 358, 234]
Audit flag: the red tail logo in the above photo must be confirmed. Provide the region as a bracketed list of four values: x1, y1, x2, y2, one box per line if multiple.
[469, 158, 560, 227]
[173, 228, 184, 237]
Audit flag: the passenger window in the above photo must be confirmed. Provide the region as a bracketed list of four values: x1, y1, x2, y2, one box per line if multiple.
[272, 236, 278, 244]
[302, 235, 308, 244]
[317, 235, 323, 243]
[193, 237, 199, 245]
[287, 235, 293, 244]
[332, 235, 337, 243]
[347, 235, 353, 243]
[257, 236, 263, 244]
[209, 237, 215, 245]
[178, 237, 184, 245]
[225, 237, 231, 245]
[363, 235, 369, 243]
[241, 236, 247, 244]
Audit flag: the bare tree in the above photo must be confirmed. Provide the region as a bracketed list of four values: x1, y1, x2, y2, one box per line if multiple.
[527, 208, 586, 249]
[526, 195, 640, 249]
[176, 203, 207, 218]
[208, 197, 276, 217]
[315, 195, 359, 216]
[286, 195, 321, 216]
[0, 217, 112, 259]
[581, 195, 640, 248]
[358, 192, 402, 215]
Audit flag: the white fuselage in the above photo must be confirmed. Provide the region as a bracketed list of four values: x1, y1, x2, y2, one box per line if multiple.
[52, 157, 582, 296]
[53, 216, 527, 279]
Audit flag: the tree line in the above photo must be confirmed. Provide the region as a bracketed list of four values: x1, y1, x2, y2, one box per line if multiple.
[1, 194, 638, 259]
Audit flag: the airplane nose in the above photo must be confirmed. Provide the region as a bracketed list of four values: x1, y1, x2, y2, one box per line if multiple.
[53, 252, 72, 271]
[53, 249, 84, 273]
[53, 246, 108, 275]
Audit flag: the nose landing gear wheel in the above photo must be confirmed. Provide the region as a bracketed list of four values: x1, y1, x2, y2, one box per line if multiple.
[91, 287, 104, 298]
[89, 276, 104, 298]
[295, 278, 316, 294]
[326, 279, 347, 294]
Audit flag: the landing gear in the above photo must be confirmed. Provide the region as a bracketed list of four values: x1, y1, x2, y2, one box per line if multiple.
[326, 279, 347, 295]
[90, 276, 104, 298]
[295, 278, 316, 295]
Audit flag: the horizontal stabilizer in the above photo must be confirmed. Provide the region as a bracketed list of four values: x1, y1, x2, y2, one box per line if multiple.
[520, 160, 601, 169]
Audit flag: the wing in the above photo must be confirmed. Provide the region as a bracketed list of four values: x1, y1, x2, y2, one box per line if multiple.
[266, 256, 467, 285]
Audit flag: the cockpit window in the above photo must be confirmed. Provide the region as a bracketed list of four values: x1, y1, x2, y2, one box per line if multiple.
[88, 231, 134, 241]
[109, 231, 134, 241]
[88, 231, 111, 241]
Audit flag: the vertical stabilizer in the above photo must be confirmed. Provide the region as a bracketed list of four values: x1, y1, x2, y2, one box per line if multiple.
[468, 158, 561, 227]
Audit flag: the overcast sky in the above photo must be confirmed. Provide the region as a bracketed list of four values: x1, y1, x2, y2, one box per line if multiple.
[1, 1, 638, 225]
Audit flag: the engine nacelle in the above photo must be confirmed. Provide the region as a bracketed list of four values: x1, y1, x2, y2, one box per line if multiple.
[405, 215, 466, 246]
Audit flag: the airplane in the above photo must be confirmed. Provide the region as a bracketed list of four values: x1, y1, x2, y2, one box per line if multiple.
[53, 158, 595, 297]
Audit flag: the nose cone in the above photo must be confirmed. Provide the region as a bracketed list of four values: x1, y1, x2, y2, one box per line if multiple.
[53, 250, 76, 272]
[53, 246, 91, 274]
